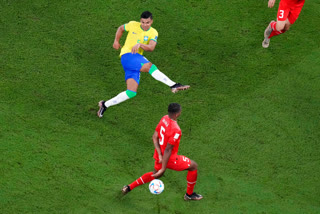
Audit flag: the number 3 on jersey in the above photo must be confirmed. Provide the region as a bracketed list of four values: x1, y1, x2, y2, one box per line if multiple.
[279, 10, 284, 18]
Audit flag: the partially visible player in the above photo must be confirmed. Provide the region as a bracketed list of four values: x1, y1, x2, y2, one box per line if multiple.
[122, 103, 203, 201]
[97, 11, 190, 118]
[262, 0, 305, 48]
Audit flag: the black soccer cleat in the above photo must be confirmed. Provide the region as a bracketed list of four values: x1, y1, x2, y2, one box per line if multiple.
[170, 83, 190, 93]
[184, 192, 203, 201]
[97, 100, 107, 118]
[122, 185, 131, 195]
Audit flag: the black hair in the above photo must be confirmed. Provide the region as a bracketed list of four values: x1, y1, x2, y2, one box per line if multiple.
[141, 11, 153, 20]
[168, 103, 181, 114]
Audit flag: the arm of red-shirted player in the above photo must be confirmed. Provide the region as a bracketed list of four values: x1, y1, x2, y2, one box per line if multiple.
[152, 143, 173, 179]
[152, 131, 162, 163]
[268, 0, 276, 8]
[131, 40, 157, 53]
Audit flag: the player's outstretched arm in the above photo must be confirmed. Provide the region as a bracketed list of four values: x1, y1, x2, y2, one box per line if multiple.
[113, 25, 125, 50]
[152, 143, 173, 179]
[131, 40, 157, 53]
[152, 131, 162, 163]
[268, 0, 276, 8]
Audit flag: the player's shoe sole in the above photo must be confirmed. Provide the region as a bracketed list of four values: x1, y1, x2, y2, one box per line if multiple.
[170, 83, 190, 93]
[122, 185, 131, 195]
[184, 192, 203, 201]
[97, 100, 107, 118]
[262, 20, 274, 48]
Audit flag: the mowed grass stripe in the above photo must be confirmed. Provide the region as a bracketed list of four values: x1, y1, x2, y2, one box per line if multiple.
[191, 48, 320, 213]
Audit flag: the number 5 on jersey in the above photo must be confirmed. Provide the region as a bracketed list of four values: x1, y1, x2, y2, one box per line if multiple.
[159, 126, 180, 146]
[183, 156, 190, 162]
[159, 126, 165, 145]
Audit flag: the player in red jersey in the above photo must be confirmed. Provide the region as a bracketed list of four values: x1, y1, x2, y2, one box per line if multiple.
[121, 103, 203, 201]
[262, 0, 305, 48]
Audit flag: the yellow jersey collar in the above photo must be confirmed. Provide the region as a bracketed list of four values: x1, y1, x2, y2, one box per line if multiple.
[140, 25, 151, 32]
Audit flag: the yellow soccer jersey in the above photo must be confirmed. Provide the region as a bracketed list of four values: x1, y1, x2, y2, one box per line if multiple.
[120, 21, 158, 56]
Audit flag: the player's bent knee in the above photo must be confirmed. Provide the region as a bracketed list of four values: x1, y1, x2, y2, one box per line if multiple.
[126, 89, 137, 98]
[276, 25, 284, 31]
[148, 64, 158, 75]
[276, 23, 286, 31]
[141, 62, 152, 72]
[284, 25, 290, 31]
[193, 161, 198, 170]
[146, 62, 152, 70]
[188, 160, 198, 171]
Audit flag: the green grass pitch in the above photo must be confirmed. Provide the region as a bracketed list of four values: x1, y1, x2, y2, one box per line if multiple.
[1, 0, 320, 213]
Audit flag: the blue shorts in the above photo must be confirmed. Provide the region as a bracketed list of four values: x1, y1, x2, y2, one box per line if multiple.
[121, 53, 150, 84]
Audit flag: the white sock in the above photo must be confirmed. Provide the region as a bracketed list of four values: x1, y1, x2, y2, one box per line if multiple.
[151, 70, 176, 87]
[104, 91, 129, 108]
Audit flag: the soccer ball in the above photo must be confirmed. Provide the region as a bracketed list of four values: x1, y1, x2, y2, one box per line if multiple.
[149, 179, 164, 194]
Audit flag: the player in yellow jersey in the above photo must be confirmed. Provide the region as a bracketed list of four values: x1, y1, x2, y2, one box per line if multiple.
[97, 11, 190, 118]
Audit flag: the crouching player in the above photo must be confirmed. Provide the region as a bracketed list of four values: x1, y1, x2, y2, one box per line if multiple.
[122, 103, 203, 201]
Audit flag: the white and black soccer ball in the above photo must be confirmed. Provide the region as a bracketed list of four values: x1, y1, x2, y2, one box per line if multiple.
[149, 179, 164, 194]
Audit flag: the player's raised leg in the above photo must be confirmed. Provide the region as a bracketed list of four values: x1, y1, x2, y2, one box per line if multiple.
[270, 19, 290, 37]
[183, 159, 203, 201]
[122, 171, 155, 195]
[140, 63, 190, 93]
[262, 20, 275, 48]
[262, 19, 290, 48]
[97, 78, 138, 118]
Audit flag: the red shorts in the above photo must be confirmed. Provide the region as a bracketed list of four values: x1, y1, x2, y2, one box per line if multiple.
[154, 155, 191, 171]
[277, 0, 305, 24]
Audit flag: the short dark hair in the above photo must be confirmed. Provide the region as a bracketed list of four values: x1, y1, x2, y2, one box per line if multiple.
[168, 103, 181, 114]
[141, 11, 153, 20]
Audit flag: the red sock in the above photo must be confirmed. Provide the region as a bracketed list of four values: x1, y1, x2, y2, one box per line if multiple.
[268, 21, 286, 39]
[186, 170, 198, 195]
[270, 21, 277, 31]
[268, 30, 286, 39]
[129, 172, 154, 190]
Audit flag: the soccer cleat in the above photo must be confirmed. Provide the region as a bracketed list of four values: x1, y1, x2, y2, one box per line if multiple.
[184, 192, 203, 201]
[262, 38, 270, 48]
[262, 20, 274, 48]
[122, 185, 131, 195]
[170, 83, 190, 93]
[97, 100, 107, 118]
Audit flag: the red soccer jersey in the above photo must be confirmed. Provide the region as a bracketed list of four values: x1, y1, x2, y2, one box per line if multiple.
[153, 115, 182, 161]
